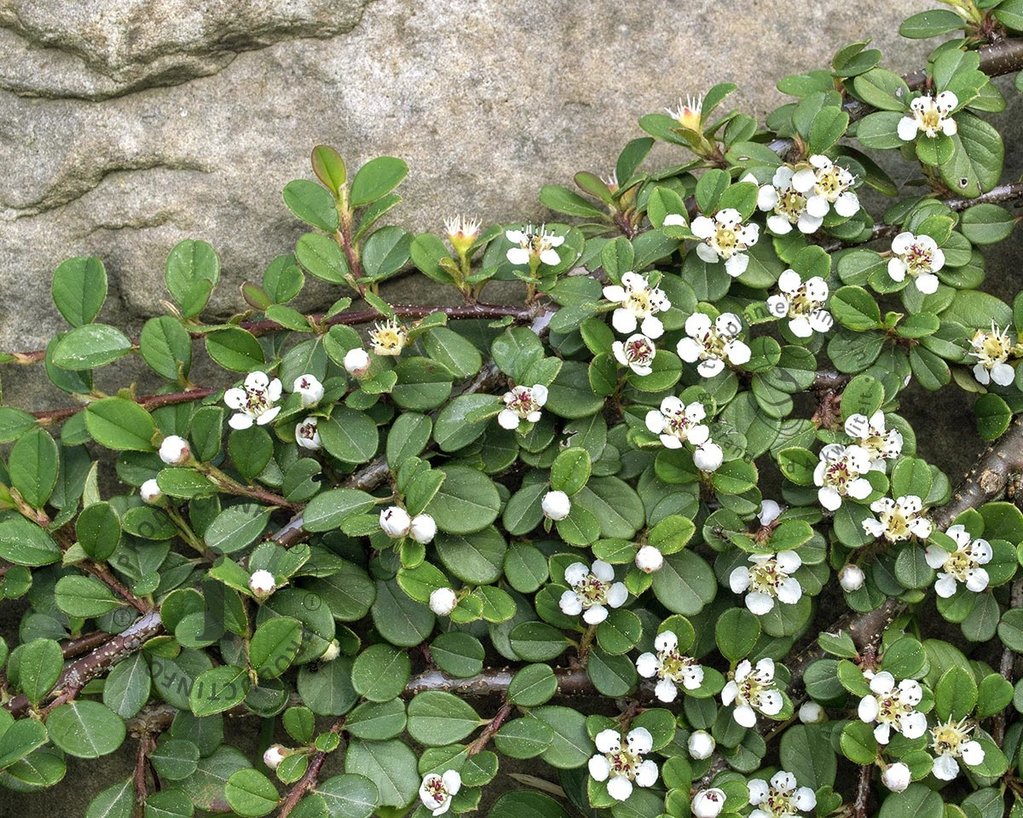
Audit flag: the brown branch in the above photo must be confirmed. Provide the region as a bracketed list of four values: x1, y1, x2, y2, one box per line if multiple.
[4, 611, 163, 717]
[33, 387, 215, 425]
[993, 575, 1023, 746]
[132, 734, 156, 818]
[467, 701, 514, 756]
[9, 304, 533, 368]
[852, 763, 873, 818]
[61, 630, 116, 660]
[276, 717, 346, 818]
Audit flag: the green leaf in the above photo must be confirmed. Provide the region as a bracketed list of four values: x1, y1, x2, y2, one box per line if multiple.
[343, 740, 418, 808]
[52, 256, 108, 327]
[349, 157, 409, 208]
[14, 638, 64, 706]
[427, 466, 501, 535]
[831, 286, 882, 330]
[165, 240, 220, 319]
[9, 427, 58, 509]
[225, 769, 279, 817]
[935, 665, 977, 721]
[76, 501, 122, 561]
[407, 691, 480, 745]
[319, 409, 378, 464]
[779, 724, 837, 790]
[103, 653, 151, 719]
[0, 516, 60, 566]
[311, 145, 347, 194]
[189, 665, 251, 717]
[249, 617, 303, 680]
[296, 232, 349, 284]
[205, 328, 265, 372]
[52, 324, 132, 370]
[316, 774, 379, 818]
[282, 180, 340, 231]
[508, 664, 559, 707]
[878, 784, 943, 818]
[85, 398, 156, 452]
[361, 227, 411, 281]
[715, 609, 761, 662]
[900, 9, 965, 38]
[351, 644, 411, 702]
[550, 447, 592, 496]
[55, 575, 124, 618]
[47, 701, 126, 759]
[140, 316, 192, 382]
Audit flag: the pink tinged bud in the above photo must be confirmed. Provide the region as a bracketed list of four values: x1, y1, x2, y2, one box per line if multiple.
[248, 569, 277, 598]
[159, 435, 190, 466]
[429, 587, 458, 616]
[263, 744, 288, 770]
[635, 545, 664, 573]
[140, 479, 162, 504]
[380, 506, 412, 538]
[344, 347, 371, 377]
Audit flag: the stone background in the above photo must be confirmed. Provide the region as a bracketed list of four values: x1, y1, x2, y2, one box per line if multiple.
[3, 0, 1012, 813]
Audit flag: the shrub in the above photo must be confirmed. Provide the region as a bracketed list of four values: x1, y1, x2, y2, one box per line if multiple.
[4, 4, 1023, 818]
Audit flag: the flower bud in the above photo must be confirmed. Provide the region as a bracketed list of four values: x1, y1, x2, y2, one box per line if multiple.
[687, 730, 715, 760]
[263, 744, 288, 770]
[344, 347, 371, 377]
[635, 545, 664, 573]
[321, 639, 341, 662]
[839, 564, 865, 592]
[410, 513, 437, 544]
[429, 587, 458, 616]
[293, 374, 324, 407]
[882, 762, 911, 793]
[380, 506, 412, 538]
[798, 701, 825, 724]
[691, 788, 727, 818]
[542, 490, 571, 521]
[248, 569, 277, 598]
[159, 435, 190, 466]
[140, 478, 163, 505]
[693, 442, 723, 473]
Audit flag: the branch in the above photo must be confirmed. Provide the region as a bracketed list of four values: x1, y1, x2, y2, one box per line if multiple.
[467, 701, 514, 756]
[276, 717, 346, 818]
[9, 304, 534, 368]
[993, 575, 1023, 746]
[33, 387, 215, 425]
[4, 611, 164, 717]
[852, 763, 873, 818]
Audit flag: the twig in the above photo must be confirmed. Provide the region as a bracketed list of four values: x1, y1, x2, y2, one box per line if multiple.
[852, 763, 872, 818]
[4, 611, 163, 717]
[276, 717, 346, 817]
[467, 701, 514, 756]
[132, 734, 156, 818]
[993, 575, 1023, 746]
[33, 387, 215, 425]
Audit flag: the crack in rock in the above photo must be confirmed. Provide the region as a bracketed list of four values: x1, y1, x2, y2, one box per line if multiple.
[0, 0, 375, 100]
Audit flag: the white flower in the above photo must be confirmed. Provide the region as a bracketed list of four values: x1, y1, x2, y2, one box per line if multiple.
[969, 323, 1017, 387]
[729, 551, 803, 615]
[888, 232, 944, 295]
[140, 478, 162, 505]
[635, 545, 664, 574]
[429, 587, 458, 616]
[807, 155, 860, 218]
[295, 417, 321, 451]
[766, 270, 833, 339]
[344, 347, 371, 377]
[559, 560, 628, 625]
[445, 215, 481, 253]
[612, 334, 657, 376]
[688, 730, 715, 760]
[858, 671, 927, 744]
[379, 506, 412, 538]
[813, 443, 872, 512]
[263, 744, 288, 770]
[588, 727, 658, 802]
[862, 495, 932, 542]
[693, 442, 724, 473]
[748, 770, 817, 818]
[882, 762, 912, 793]
[321, 639, 341, 662]
[224, 371, 283, 431]
[159, 435, 190, 466]
[756, 165, 825, 235]
[898, 91, 958, 141]
[292, 374, 324, 408]
[677, 312, 751, 377]
[691, 208, 760, 277]
[636, 630, 704, 703]
[721, 658, 783, 728]
[691, 788, 727, 818]
[369, 318, 408, 357]
[844, 411, 903, 470]
[248, 569, 277, 599]
[602, 272, 671, 339]
[542, 490, 572, 521]
[930, 717, 985, 781]
[798, 701, 825, 724]
[419, 770, 461, 816]
[498, 384, 548, 430]
[839, 564, 865, 592]
[645, 397, 710, 449]
[924, 524, 992, 598]
[505, 224, 565, 267]
[666, 94, 703, 131]
[410, 513, 437, 545]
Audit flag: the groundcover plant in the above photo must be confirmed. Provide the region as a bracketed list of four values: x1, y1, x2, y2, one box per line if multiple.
[10, 3, 1023, 818]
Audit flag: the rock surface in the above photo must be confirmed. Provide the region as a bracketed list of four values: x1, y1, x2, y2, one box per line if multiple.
[2, 0, 1015, 813]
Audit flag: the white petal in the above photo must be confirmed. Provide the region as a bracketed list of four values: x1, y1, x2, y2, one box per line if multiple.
[627, 727, 653, 755]
[932, 753, 959, 781]
[565, 562, 589, 586]
[507, 247, 530, 265]
[559, 591, 583, 616]
[758, 690, 783, 715]
[690, 216, 714, 239]
[887, 258, 907, 282]
[612, 309, 639, 335]
[605, 582, 628, 609]
[733, 704, 757, 728]
[602, 285, 626, 303]
[778, 269, 801, 293]
[636, 653, 659, 678]
[934, 574, 958, 598]
[835, 191, 860, 217]
[993, 363, 1016, 386]
[635, 760, 658, 788]
[962, 740, 984, 766]
[891, 232, 915, 255]
[745, 592, 775, 616]
[725, 253, 749, 278]
[606, 776, 633, 802]
[721, 681, 738, 706]
[777, 577, 802, 605]
[696, 242, 719, 263]
[858, 696, 879, 723]
[916, 273, 939, 295]
[677, 338, 702, 363]
[539, 248, 560, 266]
[729, 566, 752, 594]
[655, 678, 678, 703]
[870, 672, 895, 695]
[229, 413, 254, 430]
[595, 729, 621, 754]
[897, 116, 919, 142]
[588, 754, 611, 782]
[767, 215, 793, 235]
[224, 388, 248, 410]
[497, 409, 520, 430]
[655, 630, 678, 652]
[591, 560, 615, 582]
[584, 605, 609, 625]
[792, 167, 817, 193]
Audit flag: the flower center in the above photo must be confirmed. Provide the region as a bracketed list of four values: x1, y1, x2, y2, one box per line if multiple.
[931, 719, 972, 757]
[663, 410, 698, 441]
[625, 289, 652, 315]
[659, 649, 698, 682]
[748, 558, 790, 596]
[764, 788, 797, 817]
[787, 286, 820, 317]
[901, 243, 935, 275]
[972, 328, 1013, 368]
[575, 574, 611, 607]
[943, 548, 977, 581]
[507, 387, 541, 417]
[824, 459, 857, 492]
[623, 338, 654, 364]
[874, 690, 914, 727]
[712, 225, 739, 257]
[244, 387, 272, 416]
[775, 188, 807, 222]
[605, 748, 641, 779]
[815, 167, 848, 200]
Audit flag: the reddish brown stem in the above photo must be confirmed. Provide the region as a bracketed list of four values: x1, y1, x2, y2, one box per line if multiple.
[467, 701, 514, 756]
[33, 387, 215, 425]
[132, 734, 156, 817]
[852, 764, 873, 818]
